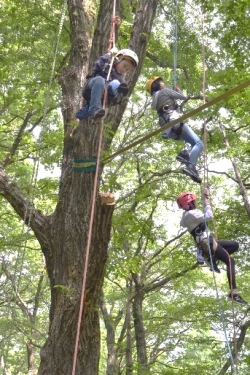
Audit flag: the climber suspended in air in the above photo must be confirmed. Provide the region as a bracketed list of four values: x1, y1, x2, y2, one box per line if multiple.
[146, 76, 203, 183]
[177, 187, 248, 305]
[76, 48, 139, 121]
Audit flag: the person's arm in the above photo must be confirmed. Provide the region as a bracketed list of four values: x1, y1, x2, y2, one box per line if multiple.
[201, 187, 213, 221]
[91, 54, 111, 77]
[182, 208, 212, 228]
[151, 91, 159, 110]
[166, 87, 187, 101]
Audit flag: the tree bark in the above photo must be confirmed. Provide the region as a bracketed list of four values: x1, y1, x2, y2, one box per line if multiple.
[132, 274, 149, 374]
[219, 319, 250, 375]
[125, 280, 133, 375]
[100, 289, 122, 375]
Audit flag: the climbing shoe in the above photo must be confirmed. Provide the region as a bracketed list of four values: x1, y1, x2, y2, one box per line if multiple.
[88, 107, 105, 120]
[204, 256, 220, 273]
[76, 104, 89, 120]
[206, 260, 220, 273]
[228, 293, 248, 305]
[118, 82, 128, 95]
[182, 163, 202, 184]
[176, 149, 189, 164]
[116, 82, 129, 103]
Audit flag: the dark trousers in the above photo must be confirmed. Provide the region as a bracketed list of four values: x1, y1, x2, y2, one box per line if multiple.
[201, 238, 239, 290]
[215, 240, 239, 290]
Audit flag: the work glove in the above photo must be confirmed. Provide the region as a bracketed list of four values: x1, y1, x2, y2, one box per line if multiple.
[110, 47, 118, 57]
[174, 86, 181, 92]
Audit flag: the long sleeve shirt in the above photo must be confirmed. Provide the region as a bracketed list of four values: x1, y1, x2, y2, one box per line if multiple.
[180, 205, 214, 233]
[89, 53, 124, 82]
[151, 87, 187, 112]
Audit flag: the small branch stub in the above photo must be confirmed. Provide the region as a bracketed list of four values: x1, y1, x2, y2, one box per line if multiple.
[100, 192, 115, 206]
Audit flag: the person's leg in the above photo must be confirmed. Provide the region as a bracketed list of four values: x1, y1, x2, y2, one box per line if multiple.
[214, 242, 236, 290]
[88, 76, 105, 112]
[217, 240, 239, 255]
[215, 240, 247, 303]
[180, 124, 204, 165]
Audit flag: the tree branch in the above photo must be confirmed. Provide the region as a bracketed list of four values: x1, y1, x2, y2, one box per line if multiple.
[0, 165, 50, 247]
[219, 318, 250, 375]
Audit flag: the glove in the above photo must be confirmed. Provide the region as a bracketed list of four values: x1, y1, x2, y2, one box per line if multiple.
[110, 47, 118, 57]
[174, 86, 182, 93]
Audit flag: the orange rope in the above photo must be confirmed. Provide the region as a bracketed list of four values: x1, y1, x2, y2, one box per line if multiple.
[71, 1, 118, 374]
[71, 119, 105, 375]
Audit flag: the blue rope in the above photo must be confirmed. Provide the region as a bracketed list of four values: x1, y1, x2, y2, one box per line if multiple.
[201, 193, 237, 374]
[172, 0, 178, 87]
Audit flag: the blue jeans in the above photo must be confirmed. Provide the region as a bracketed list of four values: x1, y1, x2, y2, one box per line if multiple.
[86, 77, 121, 112]
[180, 124, 204, 165]
[162, 122, 203, 165]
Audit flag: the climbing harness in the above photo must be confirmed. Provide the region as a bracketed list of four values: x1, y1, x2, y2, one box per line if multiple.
[191, 222, 209, 244]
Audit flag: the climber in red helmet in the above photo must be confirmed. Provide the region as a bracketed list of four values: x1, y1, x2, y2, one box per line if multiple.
[177, 187, 247, 305]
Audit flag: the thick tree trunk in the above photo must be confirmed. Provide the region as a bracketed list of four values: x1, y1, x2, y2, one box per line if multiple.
[38, 192, 114, 374]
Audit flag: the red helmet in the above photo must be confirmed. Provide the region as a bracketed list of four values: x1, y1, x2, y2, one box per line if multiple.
[177, 192, 197, 209]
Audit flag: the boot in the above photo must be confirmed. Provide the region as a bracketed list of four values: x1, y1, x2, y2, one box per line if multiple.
[176, 149, 189, 164]
[205, 256, 220, 273]
[76, 103, 89, 120]
[228, 291, 248, 305]
[183, 163, 202, 184]
[88, 107, 106, 120]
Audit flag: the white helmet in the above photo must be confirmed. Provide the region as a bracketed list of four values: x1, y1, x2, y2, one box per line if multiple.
[116, 49, 139, 66]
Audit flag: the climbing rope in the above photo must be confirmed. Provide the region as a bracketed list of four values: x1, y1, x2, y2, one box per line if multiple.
[12, 0, 68, 288]
[172, 0, 178, 88]
[71, 2, 118, 374]
[200, 13, 237, 374]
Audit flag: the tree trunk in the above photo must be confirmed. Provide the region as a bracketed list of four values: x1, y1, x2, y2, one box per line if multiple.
[132, 275, 149, 374]
[125, 280, 133, 375]
[100, 290, 121, 375]
[26, 341, 36, 375]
